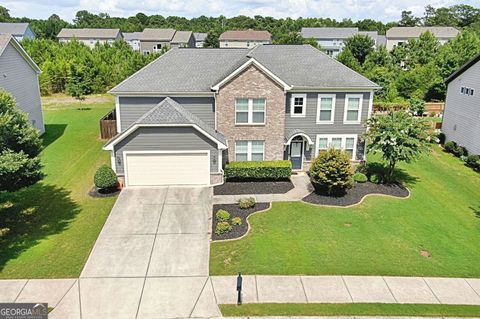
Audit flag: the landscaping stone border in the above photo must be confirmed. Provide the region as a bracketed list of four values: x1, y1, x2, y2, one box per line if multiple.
[212, 203, 271, 241]
[302, 182, 410, 207]
[213, 180, 294, 195]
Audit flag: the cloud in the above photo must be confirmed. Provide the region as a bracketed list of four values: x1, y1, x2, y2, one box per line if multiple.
[3, 0, 479, 22]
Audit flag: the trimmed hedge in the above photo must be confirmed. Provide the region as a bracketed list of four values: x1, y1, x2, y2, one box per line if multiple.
[225, 160, 292, 181]
[94, 165, 118, 189]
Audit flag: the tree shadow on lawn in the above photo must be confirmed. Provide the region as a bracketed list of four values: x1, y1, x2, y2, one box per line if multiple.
[41, 124, 67, 148]
[367, 162, 419, 186]
[470, 206, 480, 219]
[0, 183, 80, 272]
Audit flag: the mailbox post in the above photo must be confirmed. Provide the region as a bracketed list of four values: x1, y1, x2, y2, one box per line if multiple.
[236, 273, 243, 305]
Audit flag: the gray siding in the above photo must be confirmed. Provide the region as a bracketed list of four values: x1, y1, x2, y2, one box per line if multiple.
[285, 92, 371, 160]
[113, 126, 219, 174]
[0, 43, 44, 133]
[443, 61, 480, 155]
[118, 96, 215, 131]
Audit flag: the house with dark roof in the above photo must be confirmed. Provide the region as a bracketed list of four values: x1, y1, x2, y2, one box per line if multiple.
[139, 29, 195, 55]
[0, 22, 35, 41]
[0, 34, 44, 133]
[57, 28, 123, 48]
[219, 30, 272, 48]
[385, 26, 459, 50]
[104, 44, 379, 187]
[442, 53, 480, 156]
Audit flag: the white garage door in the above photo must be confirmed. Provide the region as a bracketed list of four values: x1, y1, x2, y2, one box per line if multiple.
[124, 151, 210, 186]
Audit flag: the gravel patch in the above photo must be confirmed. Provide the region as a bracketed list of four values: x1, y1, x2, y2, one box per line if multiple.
[214, 180, 294, 195]
[212, 203, 270, 241]
[302, 182, 409, 207]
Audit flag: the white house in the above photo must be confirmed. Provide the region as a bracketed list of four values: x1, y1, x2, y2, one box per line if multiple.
[385, 27, 459, 50]
[57, 28, 123, 49]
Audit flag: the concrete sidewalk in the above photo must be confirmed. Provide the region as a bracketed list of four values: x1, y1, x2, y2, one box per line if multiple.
[213, 173, 313, 204]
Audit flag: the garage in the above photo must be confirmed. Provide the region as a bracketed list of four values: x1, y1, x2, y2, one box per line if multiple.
[124, 151, 210, 186]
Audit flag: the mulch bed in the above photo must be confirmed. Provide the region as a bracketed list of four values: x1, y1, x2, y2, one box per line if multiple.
[213, 180, 294, 195]
[88, 186, 121, 198]
[212, 203, 270, 241]
[302, 182, 409, 207]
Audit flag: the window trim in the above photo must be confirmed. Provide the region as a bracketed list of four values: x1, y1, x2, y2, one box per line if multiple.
[235, 98, 266, 125]
[316, 94, 336, 124]
[343, 94, 363, 124]
[290, 94, 307, 118]
[315, 134, 358, 161]
[235, 140, 265, 161]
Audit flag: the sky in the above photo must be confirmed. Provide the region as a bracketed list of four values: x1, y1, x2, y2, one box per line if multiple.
[2, 0, 478, 23]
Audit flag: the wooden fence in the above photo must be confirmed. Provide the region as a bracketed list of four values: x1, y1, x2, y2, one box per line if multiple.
[425, 102, 445, 113]
[100, 109, 117, 139]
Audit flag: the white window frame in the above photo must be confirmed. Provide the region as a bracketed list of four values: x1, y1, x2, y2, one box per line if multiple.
[235, 98, 266, 125]
[235, 140, 265, 161]
[315, 134, 357, 160]
[290, 94, 307, 117]
[316, 94, 336, 124]
[343, 94, 363, 124]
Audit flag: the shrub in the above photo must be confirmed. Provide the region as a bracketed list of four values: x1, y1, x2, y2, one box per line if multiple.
[437, 132, 446, 145]
[225, 160, 291, 181]
[215, 221, 232, 235]
[309, 148, 354, 195]
[231, 217, 242, 226]
[453, 145, 468, 157]
[215, 209, 230, 222]
[238, 197, 256, 209]
[370, 173, 383, 184]
[355, 162, 368, 174]
[353, 172, 368, 183]
[94, 165, 118, 189]
[466, 155, 480, 170]
[409, 98, 426, 116]
[444, 141, 457, 153]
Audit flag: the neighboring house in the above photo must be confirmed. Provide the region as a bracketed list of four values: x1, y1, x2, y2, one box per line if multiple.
[0, 22, 35, 41]
[104, 45, 379, 187]
[442, 53, 480, 155]
[385, 26, 459, 50]
[0, 34, 44, 133]
[123, 32, 142, 51]
[139, 28, 195, 55]
[57, 28, 123, 49]
[219, 30, 272, 48]
[194, 32, 207, 48]
[301, 28, 380, 57]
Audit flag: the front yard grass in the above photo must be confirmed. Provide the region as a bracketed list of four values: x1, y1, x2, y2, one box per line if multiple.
[220, 303, 480, 317]
[0, 100, 117, 278]
[210, 146, 480, 277]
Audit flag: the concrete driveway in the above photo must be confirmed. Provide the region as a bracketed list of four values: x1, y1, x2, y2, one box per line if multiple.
[50, 187, 220, 319]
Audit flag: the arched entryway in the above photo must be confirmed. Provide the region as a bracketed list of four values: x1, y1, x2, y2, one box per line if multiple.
[285, 132, 314, 171]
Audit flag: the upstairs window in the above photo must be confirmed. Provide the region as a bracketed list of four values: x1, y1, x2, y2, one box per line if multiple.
[316, 94, 336, 124]
[344, 94, 363, 124]
[235, 98, 266, 125]
[291, 94, 306, 117]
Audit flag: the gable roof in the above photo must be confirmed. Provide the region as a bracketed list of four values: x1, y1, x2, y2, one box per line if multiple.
[109, 45, 379, 94]
[386, 27, 459, 38]
[301, 27, 359, 39]
[0, 34, 40, 73]
[219, 30, 272, 41]
[445, 53, 480, 84]
[0, 23, 31, 36]
[140, 28, 176, 41]
[123, 32, 142, 41]
[194, 32, 207, 41]
[103, 97, 227, 150]
[57, 28, 121, 39]
[171, 31, 193, 44]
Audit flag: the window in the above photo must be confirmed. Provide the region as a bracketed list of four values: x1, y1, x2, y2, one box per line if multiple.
[291, 94, 306, 117]
[143, 50, 150, 55]
[461, 86, 475, 96]
[344, 94, 363, 124]
[235, 140, 265, 161]
[316, 94, 336, 124]
[315, 134, 358, 160]
[235, 98, 265, 125]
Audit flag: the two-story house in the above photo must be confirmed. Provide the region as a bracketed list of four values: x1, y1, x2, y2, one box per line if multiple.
[139, 29, 195, 55]
[219, 30, 272, 48]
[57, 28, 123, 49]
[385, 27, 459, 50]
[0, 22, 36, 41]
[194, 32, 208, 48]
[443, 53, 480, 156]
[123, 32, 142, 51]
[103, 45, 379, 187]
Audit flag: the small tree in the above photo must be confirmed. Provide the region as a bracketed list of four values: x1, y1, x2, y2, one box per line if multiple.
[409, 98, 426, 116]
[309, 148, 354, 195]
[0, 90, 43, 192]
[344, 34, 375, 65]
[364, 111, 433, 182]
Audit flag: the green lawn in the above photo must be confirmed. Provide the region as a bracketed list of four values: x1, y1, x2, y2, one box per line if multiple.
[220, 303, 480, 317]
[210, 147, 480, 277]
[425, 116, 443, 123]
[0, 100, 117, 279]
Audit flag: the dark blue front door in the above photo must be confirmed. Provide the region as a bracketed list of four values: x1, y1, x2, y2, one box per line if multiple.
[290, 142, 303, 170]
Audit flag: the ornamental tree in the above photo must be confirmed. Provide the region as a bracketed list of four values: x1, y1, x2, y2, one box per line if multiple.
[0, 90, 43, 192]
[364, 111, 433, 182]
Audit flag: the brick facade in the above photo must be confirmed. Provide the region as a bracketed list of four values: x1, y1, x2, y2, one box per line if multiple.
[216, 65, 286, 162]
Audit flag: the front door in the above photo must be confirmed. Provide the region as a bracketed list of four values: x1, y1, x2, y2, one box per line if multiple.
[290, 141, 303, 170]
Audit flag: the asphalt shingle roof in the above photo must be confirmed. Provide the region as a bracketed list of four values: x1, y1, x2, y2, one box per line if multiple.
[171, 31, 193, 43]
[194, 32, 207, 41]
[110, 44, 379, 94]
[301, 27, 359, 39]
[140, 28, 176, 41]
[57, 28, 121, 39]
[386, 27, 459, 38]
[219, 29, 272, 41]
[0, 23, 30, 36]
[123, 32, 142, 41]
